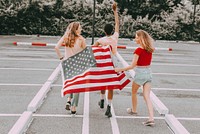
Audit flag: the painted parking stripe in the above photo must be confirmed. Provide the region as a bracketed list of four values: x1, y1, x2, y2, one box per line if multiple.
[82, 92, 89, 134]
[2, 113, 200, 121]
[33, 114, 83, 118]
[153, 72, 200, 77]
[0, 67, 53, 71]
[0, 83, 42, 86]
[0, 58, 58, 61]
[152, 88, 200, 92]
[105, 90, 120, 134]
[116, 116, 164, 120]
[152, 63, 200, 67]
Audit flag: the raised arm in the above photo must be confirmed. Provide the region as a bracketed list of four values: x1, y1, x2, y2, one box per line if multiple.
[112, 2, 119, 33]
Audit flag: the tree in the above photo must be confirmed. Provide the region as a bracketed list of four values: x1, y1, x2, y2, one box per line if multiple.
[115, 0, 183, 20]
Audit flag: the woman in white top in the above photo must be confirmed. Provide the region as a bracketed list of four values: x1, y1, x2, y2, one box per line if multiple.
[55, 22, 86, 115]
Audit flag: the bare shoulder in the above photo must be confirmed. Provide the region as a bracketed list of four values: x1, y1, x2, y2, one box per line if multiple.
[78, 35, 85, 41]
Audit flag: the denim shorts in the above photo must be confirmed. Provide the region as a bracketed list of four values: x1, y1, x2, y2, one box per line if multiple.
[133, 67, 152, 86]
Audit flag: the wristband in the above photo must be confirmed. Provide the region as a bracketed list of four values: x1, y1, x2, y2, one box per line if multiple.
[60, 57, 64, 60]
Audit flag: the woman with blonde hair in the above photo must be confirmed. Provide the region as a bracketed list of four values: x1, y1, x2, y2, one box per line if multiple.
[55, 22, 86, 115]
[115, 30, 155, 126]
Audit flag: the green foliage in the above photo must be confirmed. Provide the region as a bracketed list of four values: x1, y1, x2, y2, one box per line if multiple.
[0, 0, 199, 41]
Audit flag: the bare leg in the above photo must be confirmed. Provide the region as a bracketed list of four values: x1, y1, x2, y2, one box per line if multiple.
[107, 90, 113, 102]
[143, 82, 154, 121]
[132, 82, 140, 113]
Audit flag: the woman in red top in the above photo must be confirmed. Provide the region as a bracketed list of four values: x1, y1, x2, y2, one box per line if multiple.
[115, 30, 155, 126]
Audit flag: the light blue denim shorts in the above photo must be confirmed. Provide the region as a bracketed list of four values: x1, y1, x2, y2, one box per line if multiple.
[133, 67, 152, 86]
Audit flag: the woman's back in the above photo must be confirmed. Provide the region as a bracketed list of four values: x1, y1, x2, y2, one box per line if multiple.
[64, 37, 85, 59]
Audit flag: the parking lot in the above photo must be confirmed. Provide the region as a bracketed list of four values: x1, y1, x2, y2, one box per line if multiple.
[0, 35, 200, 134]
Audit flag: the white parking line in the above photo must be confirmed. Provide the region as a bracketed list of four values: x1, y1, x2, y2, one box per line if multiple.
[0, 58, 58, 61]
[82, 92, 89, 134]
[0, 114, 21, 117]
[105, 91, 120, 134]
[153, 63, 200, 67]
[152, 88, 200, 92]
[0, 51, 56, 55]
[33, 114, 83, 118]
[177, 117, 200, 121]
[153, 72, 200, 77]
[116, 116, 164, 120]
[0, 83, 42, 86]
[124, 87, 200, 92]
[110, 104, 120, 134]
[0, 67, 53, 71]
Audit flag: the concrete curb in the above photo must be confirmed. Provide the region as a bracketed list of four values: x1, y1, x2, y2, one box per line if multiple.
[27, 81, 52, 112]
[165, 114, 190, 134]
[27, 64, 61, 112]
[150, 91, 169, 115]
[8, 111, 32, 134]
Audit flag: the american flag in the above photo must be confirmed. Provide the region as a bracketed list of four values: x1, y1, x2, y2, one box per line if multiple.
[60, 46, 130, 96]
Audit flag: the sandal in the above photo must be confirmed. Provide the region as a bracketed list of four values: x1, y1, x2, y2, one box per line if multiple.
[127, 108, 137, 115]
[142, 120, 155, 126]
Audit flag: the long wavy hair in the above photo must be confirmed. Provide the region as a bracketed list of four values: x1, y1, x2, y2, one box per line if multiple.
[64, 22, 80, 48]
[136, 30, 154, 53]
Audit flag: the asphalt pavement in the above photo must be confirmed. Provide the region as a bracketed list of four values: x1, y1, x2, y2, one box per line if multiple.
[0, 35, 200, 134]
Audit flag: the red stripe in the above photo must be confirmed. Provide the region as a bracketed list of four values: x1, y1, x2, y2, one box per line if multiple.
[96, 62, 113, 67]
[92, 47, 110, 53]
[63, 77, 121, 89]
[13, 42, 17, 45]
[119, 79, 131, 90]
[64, 70, 116, 85]
[117, 46, 126, 49]
[32, 42, 47, 46]
[95, 54, 111, 60]
[63, 85, 121, 95]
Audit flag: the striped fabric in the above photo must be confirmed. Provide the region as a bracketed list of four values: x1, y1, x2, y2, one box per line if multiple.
[61, 46, 130, 96]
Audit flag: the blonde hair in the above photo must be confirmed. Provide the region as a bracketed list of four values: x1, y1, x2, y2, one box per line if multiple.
[64, 22, 80, 48]
[136, 30, 154, 53]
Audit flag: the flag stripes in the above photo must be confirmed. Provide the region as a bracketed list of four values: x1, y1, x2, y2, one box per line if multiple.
[61, 46, 130, 96]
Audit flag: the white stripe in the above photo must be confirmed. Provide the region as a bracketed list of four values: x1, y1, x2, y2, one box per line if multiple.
[65, 74, 117, 85]
[17, 42, 32, 45]
[153, 72, 200, 77]
[33, 114, 83, 118]
[0, 51, 55, 55]
[153, 53, 184, 56]
[105, 91, 120, 134]
[118, 74, 129, 85]
[0, 58, 58, 62]
[0, 67, 53, 71]
[176, 117, 200, 121]
[82, 92, 89, 134]
[94, 51, 110, 56]
[116, 116, 164, 120]
[152, 87, 200, 92]
[64, 81, 120, 90]
[123, 87, 200, 92]
[152, 63, 200, 67]
[110, 103, 120, 134]
[0, 83, 42, 86]
[0, 114, 21, 117]
[96, 59, 112, 63]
